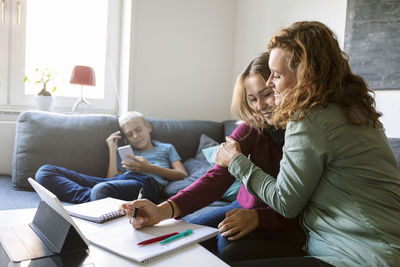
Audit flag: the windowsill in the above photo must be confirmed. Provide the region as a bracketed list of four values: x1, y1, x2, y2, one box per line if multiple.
[0, 107, 118, 122]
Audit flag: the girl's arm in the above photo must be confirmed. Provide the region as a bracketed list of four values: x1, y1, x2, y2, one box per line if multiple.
[171, 123, 258, 218]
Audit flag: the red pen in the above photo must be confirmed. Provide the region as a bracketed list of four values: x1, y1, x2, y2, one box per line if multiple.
[137, 232, 179, 246]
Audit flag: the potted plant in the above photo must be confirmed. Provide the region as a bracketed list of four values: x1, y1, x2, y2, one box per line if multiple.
[24, 68, 58, 111]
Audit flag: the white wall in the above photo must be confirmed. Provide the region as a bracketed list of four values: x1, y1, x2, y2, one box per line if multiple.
[375, 91, 400, 137]
[128, 0, 237, 121]
[125, 0, 399, 136]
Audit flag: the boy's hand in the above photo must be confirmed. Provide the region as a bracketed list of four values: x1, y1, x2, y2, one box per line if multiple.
[122, 155, 151, 173]
[106, 131, 121, 151]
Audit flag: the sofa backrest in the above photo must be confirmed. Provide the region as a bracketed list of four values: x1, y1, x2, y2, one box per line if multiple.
[388, 138, 400, 169]
[11, 111, 399, 191]
[147, 118, 232, 161]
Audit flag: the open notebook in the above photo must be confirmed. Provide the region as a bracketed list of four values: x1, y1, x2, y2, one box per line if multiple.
[85, 217, 219, 264]
[64, 197, 126, 223]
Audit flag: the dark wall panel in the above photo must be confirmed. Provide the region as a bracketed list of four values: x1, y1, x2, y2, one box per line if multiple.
[344, 0, 400, 90]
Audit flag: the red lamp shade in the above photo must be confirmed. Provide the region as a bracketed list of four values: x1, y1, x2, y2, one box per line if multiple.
[70, 65, 96, 86]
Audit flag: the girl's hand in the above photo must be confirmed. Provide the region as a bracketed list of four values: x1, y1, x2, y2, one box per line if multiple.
[214, 137, 241, 167]
[119, 199, 163, 229]
[218, 209, 259, 240]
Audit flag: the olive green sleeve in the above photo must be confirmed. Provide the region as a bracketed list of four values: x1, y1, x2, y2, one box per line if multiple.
[228, 116, 330, 218]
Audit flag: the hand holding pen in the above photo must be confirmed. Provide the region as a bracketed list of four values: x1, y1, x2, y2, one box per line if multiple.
[130, 187, 144, 224]
[119, 198, 167, 229]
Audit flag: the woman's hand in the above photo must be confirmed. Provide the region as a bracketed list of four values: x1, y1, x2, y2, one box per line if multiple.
[120, 199, 164, 229]
[106, 130, 121, 152]
[122, 156, 152, 173]
[214, 137, 242, 168]
[218, 209, 259, 240]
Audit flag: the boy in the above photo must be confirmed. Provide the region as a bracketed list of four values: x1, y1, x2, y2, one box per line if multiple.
[35, 111, 187, 203]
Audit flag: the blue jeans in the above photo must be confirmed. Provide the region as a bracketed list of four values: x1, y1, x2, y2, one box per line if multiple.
[187, 200, 242, 256]
[188, 201, 306, 263]
[35, 164, 161, 203]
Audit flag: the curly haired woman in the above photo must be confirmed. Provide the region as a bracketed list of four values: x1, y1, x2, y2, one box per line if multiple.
[217, 21, 400, 267]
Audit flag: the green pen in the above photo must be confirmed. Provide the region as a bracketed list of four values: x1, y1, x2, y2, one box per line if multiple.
[160, 229, 194, 245]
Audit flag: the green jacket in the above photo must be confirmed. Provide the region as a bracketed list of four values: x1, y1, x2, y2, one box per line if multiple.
[229, 104, 400, 266]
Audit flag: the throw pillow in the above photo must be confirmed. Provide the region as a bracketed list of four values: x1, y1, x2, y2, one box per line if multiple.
[194, 134, 219, 165]
[163, 134, 241, 202]
[163, 158, 211, 197]
[201, 145, 219, 164]
[163, 134, 219, 198]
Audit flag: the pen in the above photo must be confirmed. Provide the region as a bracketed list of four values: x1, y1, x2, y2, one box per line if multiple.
[130, 187, 144, 224]
[160, 229, 193, 245]
[137, 232, 179, 246]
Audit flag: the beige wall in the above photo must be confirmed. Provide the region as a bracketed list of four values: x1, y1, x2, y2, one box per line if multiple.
[375, 91, 400, 137]
[127, 0, 237, 122]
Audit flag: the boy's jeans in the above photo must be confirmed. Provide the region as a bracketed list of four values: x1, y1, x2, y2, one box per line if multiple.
[35, 164, 161, 203]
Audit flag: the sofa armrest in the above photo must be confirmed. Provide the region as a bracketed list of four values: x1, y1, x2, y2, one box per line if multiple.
[0, 121, 16, 176]
[12, 111, 119, 190]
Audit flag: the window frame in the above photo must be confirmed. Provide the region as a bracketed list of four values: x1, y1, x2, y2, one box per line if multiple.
[1, 0, 122, 113]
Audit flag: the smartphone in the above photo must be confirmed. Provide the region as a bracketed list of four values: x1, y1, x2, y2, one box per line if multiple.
[118, 145, 134, 162]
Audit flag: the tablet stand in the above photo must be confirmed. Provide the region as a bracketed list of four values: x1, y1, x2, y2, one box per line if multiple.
[0, 200, 88, 262]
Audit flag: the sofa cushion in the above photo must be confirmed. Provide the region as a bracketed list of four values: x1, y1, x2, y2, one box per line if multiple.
[163, 157, 212, 197]
[12, 111, 119, 190]
[163, 134, 218, 197]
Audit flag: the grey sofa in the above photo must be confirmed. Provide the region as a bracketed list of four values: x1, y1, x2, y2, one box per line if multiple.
[0, 111, 238, 217]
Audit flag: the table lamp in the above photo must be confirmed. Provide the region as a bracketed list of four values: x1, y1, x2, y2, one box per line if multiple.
[70, 65, 96, 112]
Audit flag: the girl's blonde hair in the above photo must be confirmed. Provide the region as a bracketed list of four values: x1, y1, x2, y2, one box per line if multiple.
[268, 21, 382, 129]
[231, 52, 271, 130]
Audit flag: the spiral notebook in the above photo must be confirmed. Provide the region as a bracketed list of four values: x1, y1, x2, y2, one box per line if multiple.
[64, 197, 126, 223]
[85, 218, 219, 263]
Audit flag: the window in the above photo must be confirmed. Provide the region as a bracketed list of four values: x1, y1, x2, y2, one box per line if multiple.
[1, 0, 121, 112]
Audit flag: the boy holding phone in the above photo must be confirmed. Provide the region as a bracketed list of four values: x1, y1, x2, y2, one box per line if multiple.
[35, 111, 188, 204]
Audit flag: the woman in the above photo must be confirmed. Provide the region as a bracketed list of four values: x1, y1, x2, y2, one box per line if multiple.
[122, 52, 304, 263]
[216, 21, 400, 266]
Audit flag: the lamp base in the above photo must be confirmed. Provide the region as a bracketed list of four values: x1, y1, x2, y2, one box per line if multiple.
[72, 97, 92, 113]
